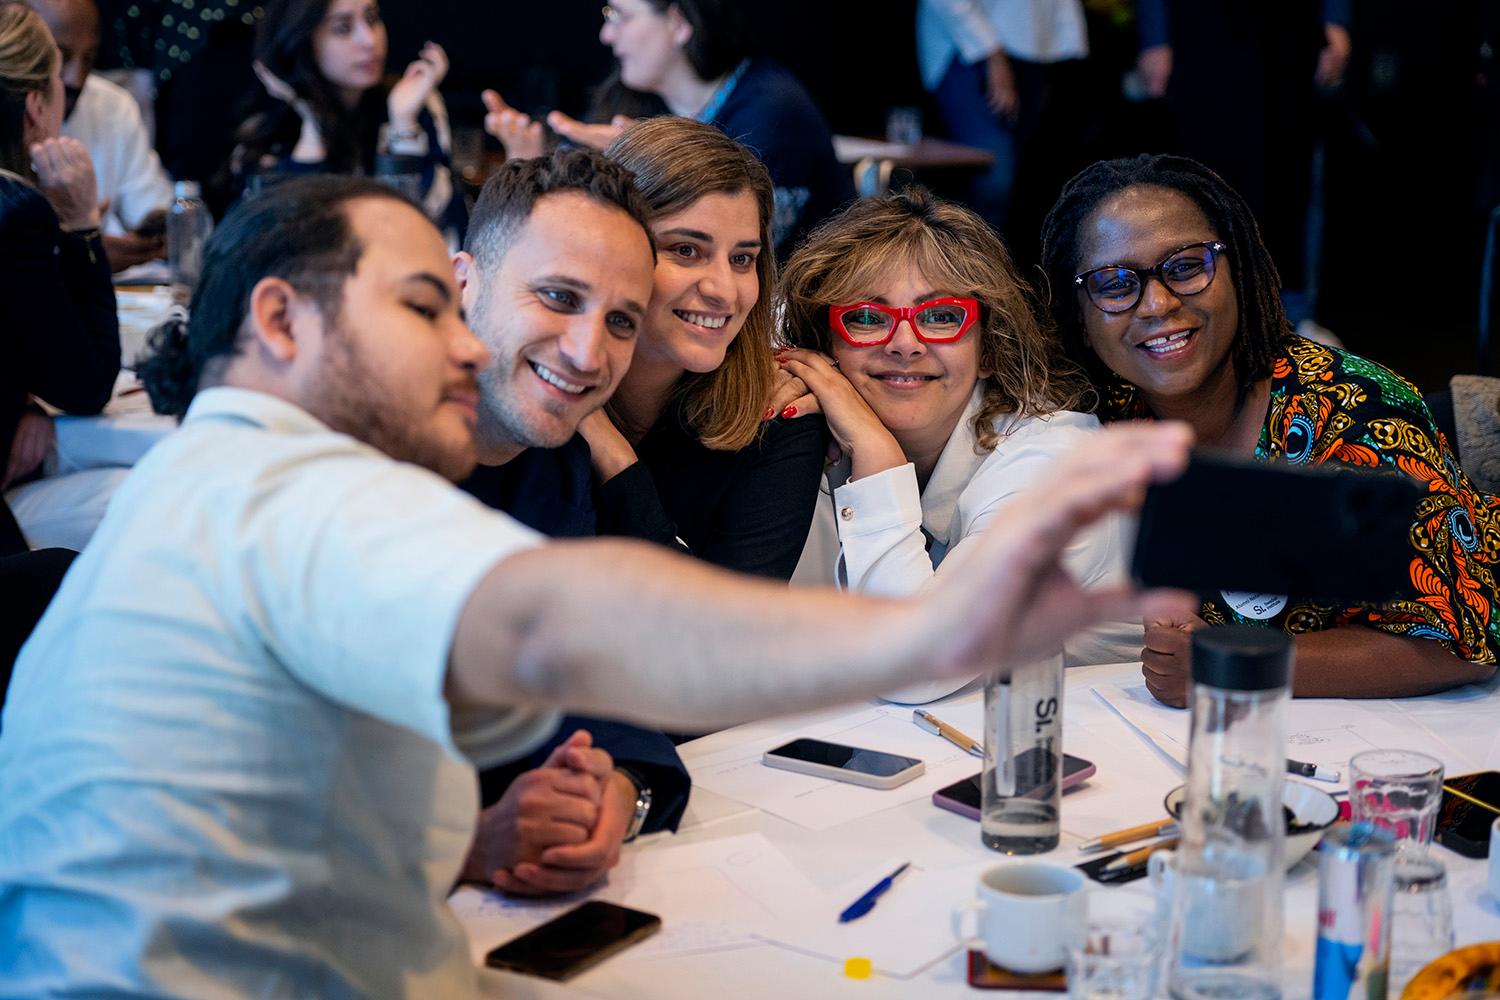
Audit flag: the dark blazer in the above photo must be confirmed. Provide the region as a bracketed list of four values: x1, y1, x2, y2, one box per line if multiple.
[0, 172, 120, 554]
[460, 436, 690, 834]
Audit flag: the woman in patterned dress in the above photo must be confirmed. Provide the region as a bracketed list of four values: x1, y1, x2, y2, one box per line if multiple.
[1040, 153, 1500, 705]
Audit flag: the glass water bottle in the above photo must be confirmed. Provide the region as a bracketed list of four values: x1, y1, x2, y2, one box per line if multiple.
[1167, 626, 1292, 1000]
[981, 652, 1064, 854]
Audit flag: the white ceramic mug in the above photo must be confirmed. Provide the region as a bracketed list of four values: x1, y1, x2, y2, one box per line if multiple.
[953, 862, 1086, 973]
[1489, 817, 1500, 902]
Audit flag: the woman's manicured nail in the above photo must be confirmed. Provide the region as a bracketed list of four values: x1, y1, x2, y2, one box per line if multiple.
[781, 405, 797, 419]
[763, 407, 774, 421]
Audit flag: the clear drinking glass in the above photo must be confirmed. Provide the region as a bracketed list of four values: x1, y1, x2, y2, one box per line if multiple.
[1388, 854, 1455, 993]
[1068, 888, 1164, 1000]
[981, 653, 1064, 854]
[1349, 749, 1444, 853]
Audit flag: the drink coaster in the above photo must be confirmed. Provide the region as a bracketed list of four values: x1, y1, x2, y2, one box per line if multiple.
[966, 951, 1066, 990]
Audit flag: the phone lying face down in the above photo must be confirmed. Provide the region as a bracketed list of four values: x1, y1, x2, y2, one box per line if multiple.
[1131, 452, 1422, 604]
[762, 737, 925, 790]
[484, 901, 661, 981]
[932, 755, 1097, 820]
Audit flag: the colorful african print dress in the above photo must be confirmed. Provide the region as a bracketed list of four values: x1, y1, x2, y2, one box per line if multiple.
[1100, 335, 1500, 663]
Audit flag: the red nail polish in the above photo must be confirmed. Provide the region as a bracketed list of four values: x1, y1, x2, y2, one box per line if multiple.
[781, 405, 797, 418]
[763, 407, 774, 420]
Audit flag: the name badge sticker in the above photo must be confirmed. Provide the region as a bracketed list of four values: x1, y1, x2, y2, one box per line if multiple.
[1220, 590, 1288, 621]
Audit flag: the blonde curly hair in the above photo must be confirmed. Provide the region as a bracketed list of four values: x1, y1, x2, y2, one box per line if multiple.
[778, 187, 1090, 452]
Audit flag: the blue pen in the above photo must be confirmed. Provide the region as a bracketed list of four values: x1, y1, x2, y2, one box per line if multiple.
[838, 862, 911, 923]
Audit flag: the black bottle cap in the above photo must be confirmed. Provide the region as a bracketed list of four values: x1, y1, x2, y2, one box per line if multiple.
[1191, 625, 1292, 691]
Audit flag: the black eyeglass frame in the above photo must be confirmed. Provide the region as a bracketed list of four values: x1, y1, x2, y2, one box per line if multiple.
[1072, 241, 1228, 314]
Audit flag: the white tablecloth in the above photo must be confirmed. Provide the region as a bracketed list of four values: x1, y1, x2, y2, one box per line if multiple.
[463, 661, 1500, 999]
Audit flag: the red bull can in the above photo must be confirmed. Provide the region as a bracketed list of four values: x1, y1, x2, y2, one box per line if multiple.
[1314, 823, 1397, 1000]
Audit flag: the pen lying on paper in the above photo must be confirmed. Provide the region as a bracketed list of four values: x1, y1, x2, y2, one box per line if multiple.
[839, 862, 911, 923]
[912, 709, 984, 758]
[1286, 757, 1340, 783]
[1077, 819, 1179, 854]
[1101, 837, 1180, 873]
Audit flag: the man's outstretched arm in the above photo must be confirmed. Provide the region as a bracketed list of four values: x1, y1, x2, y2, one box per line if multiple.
[448, 423, 1195, 731]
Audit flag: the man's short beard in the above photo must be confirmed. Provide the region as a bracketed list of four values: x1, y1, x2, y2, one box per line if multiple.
[314, 321, 475, 482]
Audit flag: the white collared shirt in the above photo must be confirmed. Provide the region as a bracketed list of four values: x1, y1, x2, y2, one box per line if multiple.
[62, 75, 173, 236]
[0, 387, 557, 999]
[793, 386, 1140, 701]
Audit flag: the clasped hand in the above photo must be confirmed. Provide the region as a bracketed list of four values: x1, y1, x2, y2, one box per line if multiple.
[464, 729, 638, 896]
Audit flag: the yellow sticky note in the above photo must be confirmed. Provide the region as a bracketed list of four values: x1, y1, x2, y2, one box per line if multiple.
[843, 957, 873, 979]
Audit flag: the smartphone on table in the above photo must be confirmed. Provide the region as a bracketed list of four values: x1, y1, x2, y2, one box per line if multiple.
[1435, 770, 1500, 858]
[1132, 453, 1421, 603]
[484, 900, 661, 981]
[762, 737, 925, 789]
[932, 754, 1097, 820]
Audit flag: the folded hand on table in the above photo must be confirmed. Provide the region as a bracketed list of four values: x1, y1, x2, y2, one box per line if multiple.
[1142, 612, 1208, 708]
[463, 728, 636, 896]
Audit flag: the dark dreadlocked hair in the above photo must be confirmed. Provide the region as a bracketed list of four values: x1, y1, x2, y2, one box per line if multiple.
[1038, 154, 1293, 412]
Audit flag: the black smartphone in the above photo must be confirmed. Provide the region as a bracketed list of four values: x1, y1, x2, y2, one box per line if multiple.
[484, 900, 661, 981]
[932, 754, 1097, 820]
[1132, 452, 1421, 603]
[1436, 770, 1500, 858]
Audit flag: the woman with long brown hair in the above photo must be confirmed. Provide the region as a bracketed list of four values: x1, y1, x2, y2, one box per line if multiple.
[781, 188, 1135, 701]
[582, 116, 827, 579]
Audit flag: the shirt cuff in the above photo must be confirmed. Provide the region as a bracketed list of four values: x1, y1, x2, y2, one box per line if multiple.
[832, 463, 922, 538]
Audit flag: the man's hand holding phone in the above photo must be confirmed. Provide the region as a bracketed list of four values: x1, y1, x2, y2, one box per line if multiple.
[1142, 613, 1208, 708]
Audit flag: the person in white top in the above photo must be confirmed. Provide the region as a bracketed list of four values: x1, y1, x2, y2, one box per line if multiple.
[0, 173, 1193, 999]
[783, 189, 1142, 704]
[29, 0, 173, 269]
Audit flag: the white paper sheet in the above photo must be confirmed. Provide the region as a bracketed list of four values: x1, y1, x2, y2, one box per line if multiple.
[1092, 680, 1469, 778]
[689, 702, 984, 830]
[450, 832, 827, 966]
[754, 861, 973, 979]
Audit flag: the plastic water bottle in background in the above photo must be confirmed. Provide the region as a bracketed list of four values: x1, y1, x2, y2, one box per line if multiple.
[167, 180, 213, 292]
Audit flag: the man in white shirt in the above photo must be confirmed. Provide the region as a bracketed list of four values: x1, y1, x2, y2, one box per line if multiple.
[31, 0, 172, 270]
[0, 174, 1192, 998]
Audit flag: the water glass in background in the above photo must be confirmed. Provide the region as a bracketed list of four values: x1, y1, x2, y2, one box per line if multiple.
[1067, 888, 1163, 1000]
[885, 105, 923, 146]
[1349, 749, 1444, 852]
[1388, 853, 1455, 993]
[375, 124, 428, 205]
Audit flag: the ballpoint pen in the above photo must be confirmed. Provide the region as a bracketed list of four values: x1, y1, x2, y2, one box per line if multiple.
[1077, 819, 1179, 854]
[839, 862, 911, 923]
[1101, 837, 1180, 873]
[1286, 757, 1341, 783]
[912, 708, 984, 759]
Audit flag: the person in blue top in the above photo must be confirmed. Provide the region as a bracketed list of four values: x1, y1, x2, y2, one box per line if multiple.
[481, 0, 851, 254]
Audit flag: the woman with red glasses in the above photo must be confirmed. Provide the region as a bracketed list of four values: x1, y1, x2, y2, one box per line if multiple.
[780, 188, 1137, 703]
[1040, 153, 1500, 705]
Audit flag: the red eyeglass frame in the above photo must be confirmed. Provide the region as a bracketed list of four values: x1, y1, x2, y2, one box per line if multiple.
[827, 296, 981, 347]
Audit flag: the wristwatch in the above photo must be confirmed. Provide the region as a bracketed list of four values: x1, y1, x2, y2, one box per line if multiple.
[616, 766, 653, 843]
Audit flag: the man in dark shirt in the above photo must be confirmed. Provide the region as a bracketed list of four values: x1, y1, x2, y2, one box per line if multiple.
[450, 148, 687, 896]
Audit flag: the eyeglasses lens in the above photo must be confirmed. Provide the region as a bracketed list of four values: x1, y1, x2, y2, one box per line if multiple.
[839, 306, 894, 343]
[913, 302, 970, 340]
[1086, 245, 1218, 313]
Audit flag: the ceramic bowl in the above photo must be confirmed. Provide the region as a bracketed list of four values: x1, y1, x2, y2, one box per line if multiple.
[1163, 779, 1340, 869]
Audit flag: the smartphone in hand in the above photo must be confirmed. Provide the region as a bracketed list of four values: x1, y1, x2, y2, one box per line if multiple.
[1131, 452, 1421, 604]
